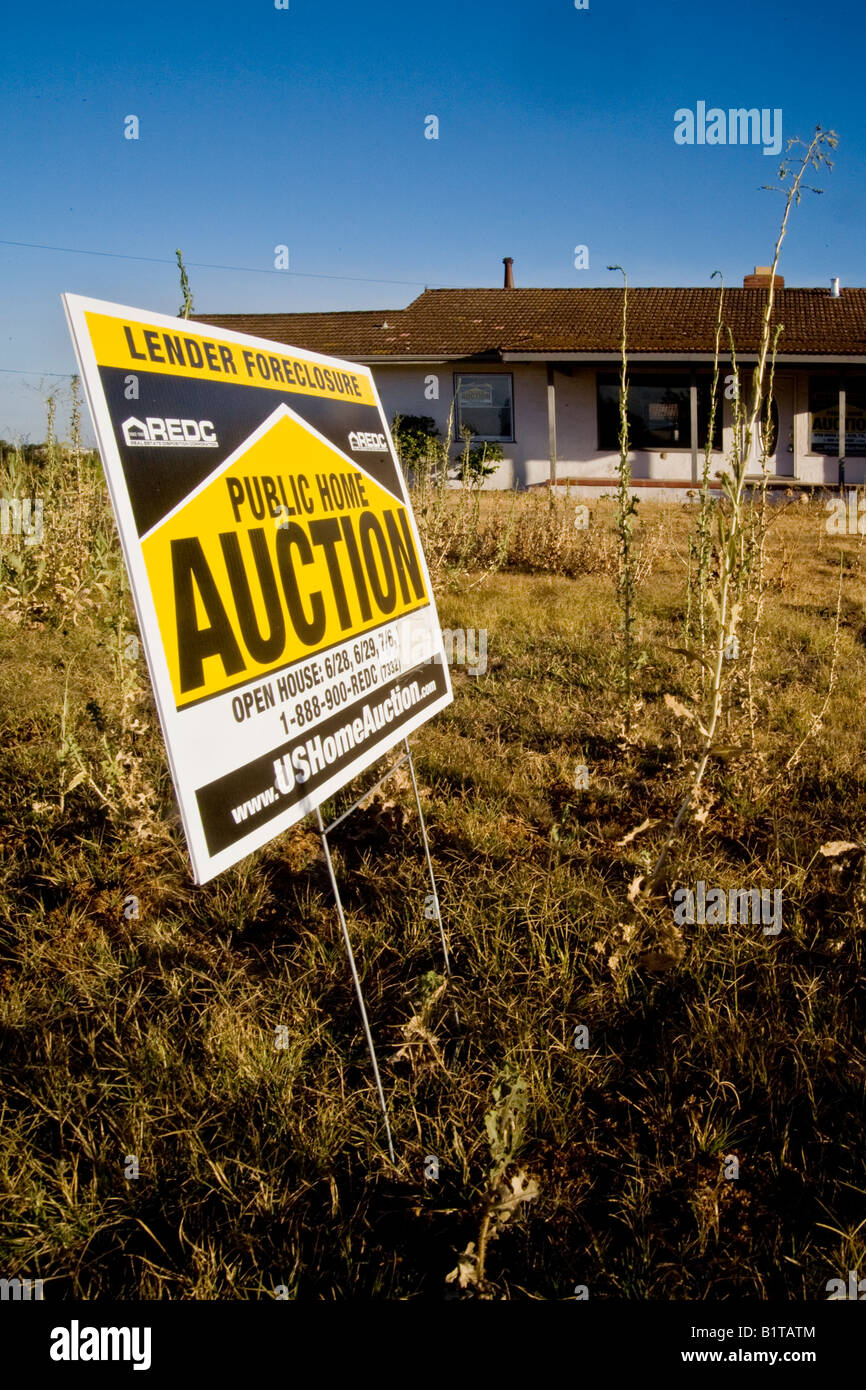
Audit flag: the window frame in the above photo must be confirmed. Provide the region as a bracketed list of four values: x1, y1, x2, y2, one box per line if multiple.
[595, 369, 722, 453]
[452, 371, 515, 444]
[807, 371, 842, 457]
[807, 371, 866, 458]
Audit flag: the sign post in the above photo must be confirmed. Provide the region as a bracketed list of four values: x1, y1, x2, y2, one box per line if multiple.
[313, 737, 451, 1163]
[63, 294, 454, 1153]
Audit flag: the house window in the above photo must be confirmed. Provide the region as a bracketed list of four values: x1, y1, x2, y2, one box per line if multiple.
[453, 373, 513, 441]
[810, 374, 866, 456]
[596, 372, 721, 450]
[810, 376, 840, 454]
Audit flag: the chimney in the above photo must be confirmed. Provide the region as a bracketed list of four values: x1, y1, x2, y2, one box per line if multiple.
[830, 276, 841, 298]
[503, 256, 514, 289]
[743, 265, 784, 289]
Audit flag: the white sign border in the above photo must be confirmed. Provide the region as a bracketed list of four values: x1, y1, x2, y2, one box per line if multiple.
[62, 292, 453, 883]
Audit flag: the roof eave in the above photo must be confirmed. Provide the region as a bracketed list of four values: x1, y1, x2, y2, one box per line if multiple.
[359, 350, 866, 365]
[504, 351, 866, 364]
[351, 351, 505, 364]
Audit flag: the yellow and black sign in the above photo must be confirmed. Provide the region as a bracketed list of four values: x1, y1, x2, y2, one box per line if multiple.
[63, 294, 452, 884]
[83, 309, 376, 405]
[142, 407, 430, 708]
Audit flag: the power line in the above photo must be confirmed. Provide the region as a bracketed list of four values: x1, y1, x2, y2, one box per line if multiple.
[0, 367, 76, 377]
[0, 238, 441, 289]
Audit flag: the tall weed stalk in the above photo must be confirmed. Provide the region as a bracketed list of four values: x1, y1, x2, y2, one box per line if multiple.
[644, 127, 837, 895]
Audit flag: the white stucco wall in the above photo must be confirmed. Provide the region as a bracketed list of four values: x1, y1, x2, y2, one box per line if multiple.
[371, 362, 865, 490]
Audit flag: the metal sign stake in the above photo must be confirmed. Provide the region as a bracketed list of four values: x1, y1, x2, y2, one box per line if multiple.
[405, 737, 451, 978]
[315, 802, 396, 1164]
[314, 740, 450, 1163]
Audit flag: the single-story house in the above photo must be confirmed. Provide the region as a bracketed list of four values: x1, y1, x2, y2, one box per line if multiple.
[196, 259, 866, 494]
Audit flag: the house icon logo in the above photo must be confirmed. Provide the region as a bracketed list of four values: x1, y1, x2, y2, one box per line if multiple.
[122, 417, 149, 445]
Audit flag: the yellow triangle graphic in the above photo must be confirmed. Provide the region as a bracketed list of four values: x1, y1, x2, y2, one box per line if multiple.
[141, 409, 429, 708]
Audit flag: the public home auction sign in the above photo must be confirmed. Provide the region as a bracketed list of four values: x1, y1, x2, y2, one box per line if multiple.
[62, 294, 452, 883]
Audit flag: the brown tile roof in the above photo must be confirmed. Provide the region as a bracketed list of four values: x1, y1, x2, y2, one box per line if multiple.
[189, 308, 395, 360]
[194, 287, 866, 360]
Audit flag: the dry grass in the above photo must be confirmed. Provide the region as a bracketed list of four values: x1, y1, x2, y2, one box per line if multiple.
[0, 439, 864, 1298]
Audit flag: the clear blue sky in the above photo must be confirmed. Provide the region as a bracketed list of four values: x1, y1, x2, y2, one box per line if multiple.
[1, 0, 862, 442]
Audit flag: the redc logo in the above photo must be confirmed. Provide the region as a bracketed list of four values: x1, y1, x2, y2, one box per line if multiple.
[122, 417, 217, 447]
